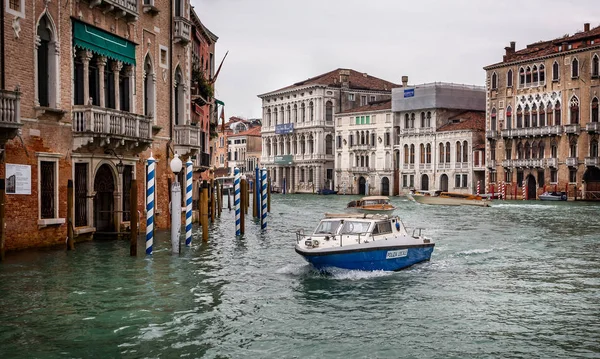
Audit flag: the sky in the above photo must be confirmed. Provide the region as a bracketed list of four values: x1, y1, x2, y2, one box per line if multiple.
[192, 0, 600, 119]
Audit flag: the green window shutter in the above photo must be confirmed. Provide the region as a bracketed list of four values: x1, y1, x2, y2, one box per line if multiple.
[366, 116, 370, 124]
[355, 117, 360, 125]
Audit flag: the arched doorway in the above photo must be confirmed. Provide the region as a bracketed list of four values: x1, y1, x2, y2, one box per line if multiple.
[583, 167, 600, 200]
[421, 174, 429, 190]
[526, 174, 536, 200]
[440, 174, 449, 192]
[358, 176, 366, 195]
[94, 164, 115, 233]
[381, 177, 390, 196]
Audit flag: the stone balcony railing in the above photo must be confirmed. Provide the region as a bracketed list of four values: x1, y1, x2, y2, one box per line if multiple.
[487, 159, 496, 168]
[501, 125, 564, 138]
[352, 167, 373, 174]
[0, 89, 22, 145]
[485, 130, 498, 139]
[546, 157, 558, 168]
[261, 153, 334, 164]
[565, 157, 578, 166]
[72, 105, 151, 152]
[584, 157, 599, 167]
[174, 124, 203, 157]
[586, 122, 600, 133]
[564, 124, 580, 135]
[89, 0, 138, 20]
[174, 17, 192, 44]
[349, 144, 374, 151]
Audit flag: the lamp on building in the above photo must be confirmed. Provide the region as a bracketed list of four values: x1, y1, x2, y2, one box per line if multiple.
[105, 148, 125, 175]
[170, 153, 183, 177]
[116, 159, 125, 175]
[170, 152, 183, 254]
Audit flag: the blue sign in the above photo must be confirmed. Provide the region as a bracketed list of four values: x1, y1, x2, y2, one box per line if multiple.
[275, 123, 294, 134]
[404, 88, 414, 98]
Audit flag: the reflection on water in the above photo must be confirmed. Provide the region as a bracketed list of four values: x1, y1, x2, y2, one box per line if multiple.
[0, 195, 599, 358]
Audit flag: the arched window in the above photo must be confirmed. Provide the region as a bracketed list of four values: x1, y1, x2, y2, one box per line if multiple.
[552, 61, 559, 81]
[409, 144, 415, 164]
[144, 55, 155, 121]
[456, 141, 462, 163]
[539, 102, 546, 127]
[404, 113, 410, 128]
[592, 97, 599, 123]
[266, 139, 271, 156]
[325, 135, 333, 155]
[445, 142, 450, 163]
[506, 105, 512, 130]
[539, 64, 545, 83]
[525, 66, 532, 84]
[273, 107, 278, 125]
[309, 101, 314, 121]
[286, 105, 290, 124]
[293, 104, 297, 123]
[593, 54, 600, 78]
[371, 132, 376, 146]
[37, 14, 59, 108]
[524, 105, 530, 127]
[266, 109, 271, 127]
[532, 65, 538, 83]
[516, 105, 523, 128]
[547, 102, 553, 126]
[524, 142, 531, 159]
[591, 139, 599, 158]
[300, 103, 305, 122]
[507, 69, 513, 88]
[531, 141, 538, 159]
[308, 135, 314, 154]
[361, 131, 365, 145]
[426, 144, 431, 164]
[517, 143, 523, 159]
[174, 67, 185, 126]
[539, 142, 545, 159]
[439, 143, 445, 163]
[426, 111, 431, 127]
[532, 104, 538, 127]
[572, 58, 579, 78]
[570, 96, 579, 124]
[280, 106, 285, 124]
[491, 108, 497, 131]
[403, 144, 409, 164]
[555, 102, 562, 126]
[410, 113, 415, 128]
[420, 112, 425, 127]
[519, 67, 525, 86]
[569, 139, 577, 158]
[325, 101, 333, 122]
[491, 72, 497, 89]
[462, 141, 468, 162]
[420, 144, 425, 163]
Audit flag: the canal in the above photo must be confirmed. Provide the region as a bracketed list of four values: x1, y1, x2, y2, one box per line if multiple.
[0, 195, 599, 358]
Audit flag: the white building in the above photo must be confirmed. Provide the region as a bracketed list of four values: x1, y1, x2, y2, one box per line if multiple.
[259, 69, 397, 193]
[335, 100, 395, 195]
[393, 83, 487, 194]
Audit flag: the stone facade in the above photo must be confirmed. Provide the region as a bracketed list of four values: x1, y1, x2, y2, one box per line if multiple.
[0, 0, 218, 251]
[484, 23, 600, 200]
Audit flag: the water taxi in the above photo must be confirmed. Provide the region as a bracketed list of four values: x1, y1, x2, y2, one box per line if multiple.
[407, 191, 490, 207]
[539, 191, 567, 201]
[295, 213, 434, 271]
[346, 196, 396, 214]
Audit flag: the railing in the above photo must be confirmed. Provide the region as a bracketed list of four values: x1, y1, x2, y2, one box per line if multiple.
[174, 17, 192, 44]
[174, 124, 202, 147]
[418, 163, 432, 170]
[586, 122, 600, 133]
[547, 125, 563, 135]
[350, 144, 373, 151]
[546, 157, 558, 168]
[352, 167, 372, 174]
[72, 105, 151, 139]
[584, 157, 600, 167]
[90, 0, 138, 18]
[502, 159, 512, 167]
[0, 89, 21, 126]
[486, 130, 498, 138]
[501, 129, 513, 138]
[565, 157, 578, 166]
[564, 124, 580, 134]
[399, 127, 434, 136]
[487, 159, 497, 168]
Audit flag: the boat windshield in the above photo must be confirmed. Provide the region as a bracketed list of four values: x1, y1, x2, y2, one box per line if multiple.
[339, 221, 371, 235]
[363, 199, 388, 205]
[313, 220, 342, 235]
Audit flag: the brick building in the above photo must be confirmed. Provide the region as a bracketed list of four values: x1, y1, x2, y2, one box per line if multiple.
[0, 0, 218, 251]
[484, 23, 600, 200]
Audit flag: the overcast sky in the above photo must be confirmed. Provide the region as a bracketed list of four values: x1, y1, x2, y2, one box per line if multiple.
[192, 0, 600, 119]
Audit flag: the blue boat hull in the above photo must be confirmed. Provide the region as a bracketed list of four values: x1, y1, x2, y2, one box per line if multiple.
[296, 245, 434, 272]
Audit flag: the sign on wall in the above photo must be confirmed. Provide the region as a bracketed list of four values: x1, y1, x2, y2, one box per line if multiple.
[274, 155, 293, 165]
[403, 88, 415, 98]
[275, 123, 294, 134]
[6, 164, 31, 195]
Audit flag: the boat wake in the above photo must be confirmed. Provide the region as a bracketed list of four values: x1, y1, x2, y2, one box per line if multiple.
[277, 263, 394, 280]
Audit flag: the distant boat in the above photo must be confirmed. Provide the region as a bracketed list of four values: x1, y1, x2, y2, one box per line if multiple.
[347, 196, 397, 214]
[407, 191, 490, 207]
[295, 212, 434, 271]
[539, 191, 567, 201]
[317, 189, 338, 195]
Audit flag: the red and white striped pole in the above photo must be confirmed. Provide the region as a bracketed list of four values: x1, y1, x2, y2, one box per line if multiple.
[522, 180, 526, 200]
[502, 181, 506, 200]
[476, 180, 480, 196]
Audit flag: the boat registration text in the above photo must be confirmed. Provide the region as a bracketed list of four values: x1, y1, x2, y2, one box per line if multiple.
[386, 249, 408, 259]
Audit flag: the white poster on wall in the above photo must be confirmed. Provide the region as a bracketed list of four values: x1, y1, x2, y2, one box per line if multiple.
[6, 164, 31, 195]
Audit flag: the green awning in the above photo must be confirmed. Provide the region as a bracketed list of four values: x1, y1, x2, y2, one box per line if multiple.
[73, 20, 136, 65]
[215, 99, 225, 106]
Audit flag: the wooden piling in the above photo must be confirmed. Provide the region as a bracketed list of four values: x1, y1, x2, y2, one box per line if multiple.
[228, 187, 231, 211]
[210, 179, 215, 223]
[130, 179, 138, 256]
[253, 180, 258, 218]
[245, 180, 249, 214]
[240, 179, 246, 234]
[67, 180, 75, 251]
[267, 178, 271, 213]
[0, 179, 5, 261]
[201, 180, 209, 242]
[216, 180, 222, 217]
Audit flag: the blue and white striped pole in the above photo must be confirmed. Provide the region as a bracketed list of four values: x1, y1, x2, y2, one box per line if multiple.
[255, 166, 260, 219]
[185, 159, 193, 246]
[234, 167, 241, 236]
[261, 167, 268, 229]
[146, 153, 155, 255]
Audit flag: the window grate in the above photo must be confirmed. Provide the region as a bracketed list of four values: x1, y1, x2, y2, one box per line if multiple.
[40, 161, 55, 219]
[75, 163, 88, 227]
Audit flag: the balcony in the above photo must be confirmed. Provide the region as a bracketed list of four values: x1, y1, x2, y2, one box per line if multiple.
[88, 0, 139, 21]
[352, 167, 372, 174]
[72, 106, 151, 152]
[565, 157, 578, 167]
[485, 130, 498, 139]
[546, 158, 558, 168]
[584, 157, 600, 167]
[174, 124, 203, 157]
[547, 125, 563, 136]
[174, 17, 192, 44]
[501, 159, 512, 167]
[487, 159, 497, 168]
[586, 122, 600, 133]
[0, 89, 22, 146]
[350, 144, 373, 151]
[564, 124, 580, 135]
[195, 152, 211, 169]
[418, 163, 432, 170]
[501, 129, 513, 138]
[529, 159, 544, 168]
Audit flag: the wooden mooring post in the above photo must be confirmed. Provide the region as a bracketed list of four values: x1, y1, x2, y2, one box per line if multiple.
[130, 179, 138, 256]
[201, 180, 209, 242]
[267, 178, 271, 213]
[0, 179, 5, 261]
[210, 179, 215, 224]
[216, 180, 222, 217]
[67, 180, 75, 251]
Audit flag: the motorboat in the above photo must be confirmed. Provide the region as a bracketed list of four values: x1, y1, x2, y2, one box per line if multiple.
[346, 196, 396, 214]
[407, 191, 490, 207]
[539, 191, 567, 201]
[317, 189, 339, 195]
[294, 213, 434, 271]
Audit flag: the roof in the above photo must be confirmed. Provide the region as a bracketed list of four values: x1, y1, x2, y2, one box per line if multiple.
[230, 126, 261, 137]
[259, 68, 398, 96]
[361, 196, 390, 200]
[338, 99, 392, 115]
[437, 111, 485, 132]
[190, 7, 218, 43]
[486, 24, 600, 67]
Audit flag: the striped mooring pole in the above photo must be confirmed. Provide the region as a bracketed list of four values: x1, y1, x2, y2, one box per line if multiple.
[146, 153, 156, 255]
[476, 180, 480, 196]
[522, 180, 526, 200]
[234, 167, 241, 236]
[261, 167, 268, 229]
[185, 159, 193, 246]
[502, 181, 506, 200]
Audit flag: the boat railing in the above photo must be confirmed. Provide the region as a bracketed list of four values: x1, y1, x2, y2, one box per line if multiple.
[295, 229, 372, 246]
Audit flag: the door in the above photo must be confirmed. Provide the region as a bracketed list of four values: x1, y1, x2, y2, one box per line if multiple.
[94, 164, 115, 232]
[358, 176, 366, 195]
[381, 177, 390, 196]
[526, 174, 537, 200]
[421, 174, 429, 191]
[440, 174, 449, 192]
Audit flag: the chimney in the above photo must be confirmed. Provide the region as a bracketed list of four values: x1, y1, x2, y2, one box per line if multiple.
[504, 41, 516, 59]
[401, 75, 408, 87]
[584, 23, 590, 32]
[510, 41, 515, 51]
[339, 69, 350, 88]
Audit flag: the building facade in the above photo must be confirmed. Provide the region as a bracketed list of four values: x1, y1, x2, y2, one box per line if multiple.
[227, 126, 261, 180]
[392, 83, 486, 194]
[0, 0, 218, 251]
[334, 100, 394, 195]
[484, 23, 600, 200]
[259, 68, 397, 193]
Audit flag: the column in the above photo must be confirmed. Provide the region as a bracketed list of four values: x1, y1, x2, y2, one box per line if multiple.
[112, 61, 123, 111]
[126, 65, 135, 113]
[97, 56, 107, 108]
[316, 164, 322, 191]
[295, 165, 300, 189]
[80, 50, 93, 105]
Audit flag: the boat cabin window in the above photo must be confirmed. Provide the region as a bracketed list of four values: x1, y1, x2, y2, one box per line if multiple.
[372, 222, 392, 235]
[340, 221, 371, 235]
[363, 199, 389, 206]
[314, 220, 342, 235]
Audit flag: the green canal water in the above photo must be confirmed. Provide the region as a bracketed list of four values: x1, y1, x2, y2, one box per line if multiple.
[0, 195, 599, 358]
